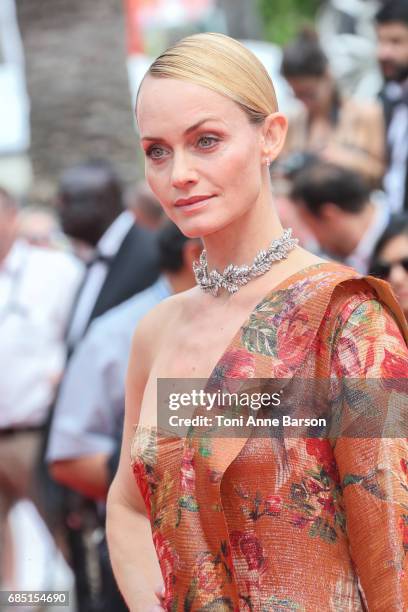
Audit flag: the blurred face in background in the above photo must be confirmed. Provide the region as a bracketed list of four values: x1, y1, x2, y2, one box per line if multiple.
[376, 233, 408, 316]
[294, 200, 346, 256]
[377, 22, 408, 83]
[18, 208, 60, 248]
[285, 72, 333, 116]
[0, 195, 18, 263]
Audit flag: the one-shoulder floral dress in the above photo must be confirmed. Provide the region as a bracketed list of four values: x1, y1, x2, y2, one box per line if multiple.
[131, 262, 408, 611]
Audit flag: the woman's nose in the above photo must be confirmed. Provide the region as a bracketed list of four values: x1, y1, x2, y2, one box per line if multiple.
[377, 42, 392, 64]
[170, 152, 198, 189]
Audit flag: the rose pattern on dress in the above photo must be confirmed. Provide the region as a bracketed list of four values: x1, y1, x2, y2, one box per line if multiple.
[182, 543, 235, 610]
[153, 531, 180, 610]
[176, 444, 199, 528]
[381, 348, 408, 393]
[230, 531, 266, 573]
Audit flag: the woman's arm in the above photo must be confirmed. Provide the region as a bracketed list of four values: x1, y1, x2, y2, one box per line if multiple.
[106, 313, 165, 611]
[331, 298, 408, 610]
[50, 453, 109, 500]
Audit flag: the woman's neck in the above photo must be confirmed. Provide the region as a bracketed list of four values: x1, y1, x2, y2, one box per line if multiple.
[202, 195, 284, 272]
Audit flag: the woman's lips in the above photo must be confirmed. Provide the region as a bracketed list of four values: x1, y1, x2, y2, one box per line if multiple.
[174, 195, 215, 211]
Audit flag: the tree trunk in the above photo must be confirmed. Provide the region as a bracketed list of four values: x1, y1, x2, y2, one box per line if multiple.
[15, 0, 139, 200]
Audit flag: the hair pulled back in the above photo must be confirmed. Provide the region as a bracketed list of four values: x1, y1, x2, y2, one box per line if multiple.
[140, 32, 278, 124]
[281, 27, 328, 79]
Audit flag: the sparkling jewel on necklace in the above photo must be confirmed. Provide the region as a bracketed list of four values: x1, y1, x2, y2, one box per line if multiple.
[193, 228, 299, 296]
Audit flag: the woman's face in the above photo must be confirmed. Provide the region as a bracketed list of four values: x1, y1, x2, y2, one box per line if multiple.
[286, 74, 332, 116]
[378, 233, 408, 315]
[136, 76, 272, 238]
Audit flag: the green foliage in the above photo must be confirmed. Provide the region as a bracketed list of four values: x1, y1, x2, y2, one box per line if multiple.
[258, 0, 320, 46]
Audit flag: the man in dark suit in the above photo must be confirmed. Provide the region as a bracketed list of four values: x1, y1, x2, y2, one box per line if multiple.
[57, 159, 159, 350]
[375, 0, 408, 212]
[48, 159, 160, 612]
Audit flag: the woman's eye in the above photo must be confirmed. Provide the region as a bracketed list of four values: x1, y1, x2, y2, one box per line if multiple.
[146, 145, 167, 160]
[197, 135, 219, 148]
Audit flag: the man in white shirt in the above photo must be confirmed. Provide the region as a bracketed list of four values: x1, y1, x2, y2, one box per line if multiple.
[0, 187, 83, 585]
[289, 161, 390, 274]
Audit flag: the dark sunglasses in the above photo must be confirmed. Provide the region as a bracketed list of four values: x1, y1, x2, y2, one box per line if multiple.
[371, 257, 408, 279]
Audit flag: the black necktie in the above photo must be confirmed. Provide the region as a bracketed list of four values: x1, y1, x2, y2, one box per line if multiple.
[64, 252, 114, 348]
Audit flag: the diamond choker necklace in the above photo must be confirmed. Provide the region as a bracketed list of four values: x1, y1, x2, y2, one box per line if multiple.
[193, 227, 299, 296]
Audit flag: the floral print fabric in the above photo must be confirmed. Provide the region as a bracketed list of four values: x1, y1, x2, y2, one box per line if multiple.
[131, 262, 408, 611]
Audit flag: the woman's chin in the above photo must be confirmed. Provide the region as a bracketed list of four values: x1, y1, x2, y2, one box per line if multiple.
[174, 217, 229, 240]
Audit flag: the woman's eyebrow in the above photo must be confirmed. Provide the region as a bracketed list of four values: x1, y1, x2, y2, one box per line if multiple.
[141, 117, 225, 142]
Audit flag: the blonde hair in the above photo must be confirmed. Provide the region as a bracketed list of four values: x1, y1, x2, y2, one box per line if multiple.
[140, 32, 278, 123]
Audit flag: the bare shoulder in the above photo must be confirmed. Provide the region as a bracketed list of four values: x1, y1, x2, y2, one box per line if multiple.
[292, 247, 330, 268]
[343, 97, 384, 122]
[133, 286, 197, 334]
[129, 287, 199, 373]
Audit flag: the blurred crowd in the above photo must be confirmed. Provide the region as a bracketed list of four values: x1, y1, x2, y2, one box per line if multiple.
[0, 1, 408, 611]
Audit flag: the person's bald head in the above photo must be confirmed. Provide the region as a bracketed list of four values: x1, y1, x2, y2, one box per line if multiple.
[126, 181, 164, 230]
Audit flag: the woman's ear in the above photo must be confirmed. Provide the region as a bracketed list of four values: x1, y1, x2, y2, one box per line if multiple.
[261, 112, 288, 164]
